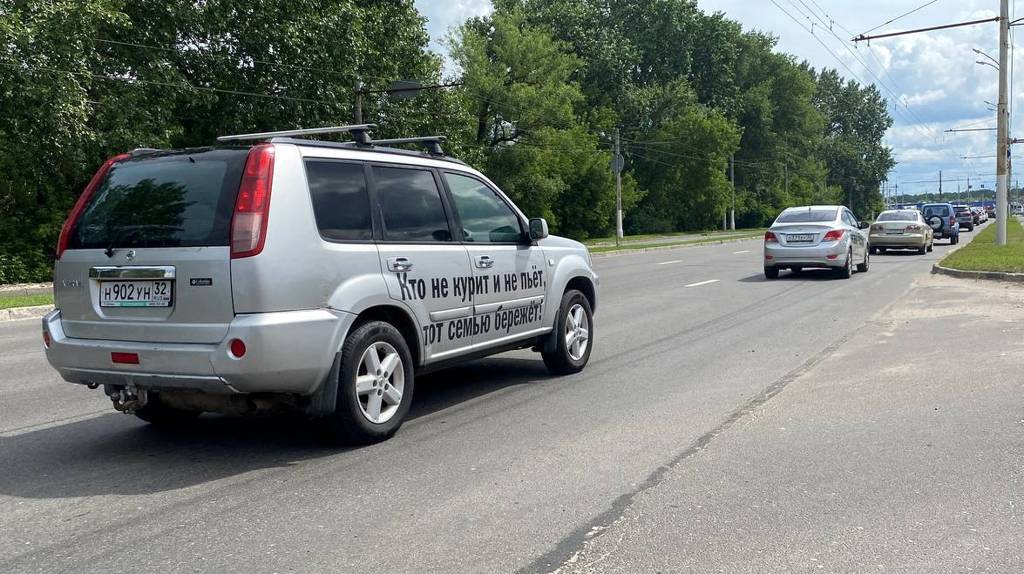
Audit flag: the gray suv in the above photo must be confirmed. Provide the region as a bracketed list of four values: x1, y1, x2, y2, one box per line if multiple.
[43, 125, 598, 443]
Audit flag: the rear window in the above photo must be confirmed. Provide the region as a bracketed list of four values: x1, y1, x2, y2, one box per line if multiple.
[776, 208, 837, 223]
[954, 206, 970, 214]
[878, 211, 918, 221]
[922, 205, 951, 217]
[69, 149, 247, 250]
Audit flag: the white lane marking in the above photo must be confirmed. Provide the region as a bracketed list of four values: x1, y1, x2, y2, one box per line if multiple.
[657, 260, 682, 265]
[733, 250, 751, 254]
[685, 279, 720, 288]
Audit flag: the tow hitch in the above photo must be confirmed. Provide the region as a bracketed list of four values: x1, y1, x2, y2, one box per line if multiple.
[106, 383, 148, 414]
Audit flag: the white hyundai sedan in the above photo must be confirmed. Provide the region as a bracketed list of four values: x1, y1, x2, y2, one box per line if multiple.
[763, 205, 870, 280]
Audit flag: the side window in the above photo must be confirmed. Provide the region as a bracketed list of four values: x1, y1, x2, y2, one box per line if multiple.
[443, 172, 523, 243]
[373, 166, 452, 242]
[305, 160, 372, 241]
[845, 211, 858, 227]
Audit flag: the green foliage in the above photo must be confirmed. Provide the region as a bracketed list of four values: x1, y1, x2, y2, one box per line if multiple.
[942, 216, 1024, 273]
[0, 0, 896, 283]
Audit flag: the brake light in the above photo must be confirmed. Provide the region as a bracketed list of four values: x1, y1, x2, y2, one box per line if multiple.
[905, 224, 921, 232]
[764, 231, 778, 243]
[56, 153, 132, 258]
[822, 229, 846, 241]
[231, 144, 275, 258]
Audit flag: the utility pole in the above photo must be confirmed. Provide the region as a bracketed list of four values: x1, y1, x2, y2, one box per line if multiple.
[354, 81, 364, 124]
[997, 0, 1010, 244]
[614, 127, 623, 243]
[939, 170, 943, 201]
[730, 154, 736, 230]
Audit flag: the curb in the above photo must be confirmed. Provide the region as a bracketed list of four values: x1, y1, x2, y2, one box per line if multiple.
[591, 236, 761, 259]
[0, 305, 54, 322]
[931, 264, 1024, 283]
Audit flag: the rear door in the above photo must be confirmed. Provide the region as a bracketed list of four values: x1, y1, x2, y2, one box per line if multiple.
[369, 164, 476, 360]
[441, 171, 547, 346]
[54, 149, 247, 343]
[843, 209, 867, 258]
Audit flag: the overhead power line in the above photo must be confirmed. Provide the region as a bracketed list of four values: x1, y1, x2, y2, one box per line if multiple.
[856, 0, 942, 37]
[852, 17, 1000, 43]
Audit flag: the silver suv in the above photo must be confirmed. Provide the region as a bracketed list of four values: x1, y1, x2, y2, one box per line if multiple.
[43, 125, 598, 443]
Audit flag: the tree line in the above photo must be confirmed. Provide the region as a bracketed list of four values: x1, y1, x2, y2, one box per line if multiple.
[0, 0, 894, 283]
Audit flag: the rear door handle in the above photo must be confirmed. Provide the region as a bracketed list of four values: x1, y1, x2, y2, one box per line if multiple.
[387, 257, 414, 272]
[475, 255, 495, 269]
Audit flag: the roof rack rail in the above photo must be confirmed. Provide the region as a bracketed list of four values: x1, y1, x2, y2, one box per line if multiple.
[370, 136, 447, 156]
[217, 124, 376, 144]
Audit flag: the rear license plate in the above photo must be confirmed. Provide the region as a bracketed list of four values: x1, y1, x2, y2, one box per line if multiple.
[787, 234, 814, 242]
[886, 230, 904, 235]
[100, 280, 172, 307]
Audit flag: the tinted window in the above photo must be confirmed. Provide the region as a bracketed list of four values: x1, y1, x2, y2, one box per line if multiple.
[878, 211, 919, 221]
[923, 205, 951, 217]
[69, 149, 246, 249]
[305, 160, 372, 241]
[374, 166, 451, 242]
[444, 172, 523, 243]
[776, 208, 837, 223]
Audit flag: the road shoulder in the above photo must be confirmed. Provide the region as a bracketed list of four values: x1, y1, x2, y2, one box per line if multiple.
[552, 274, 1024, 573]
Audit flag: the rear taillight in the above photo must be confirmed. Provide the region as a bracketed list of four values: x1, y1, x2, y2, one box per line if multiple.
[871, 224, 883, 232]
[822, 229, 846, 242]
[56, 153, 131, 259]
[231, 144, 276, 259]
[905, 224, 921, 231]
[42, 330, 51, 349]
[764, 231, 778, 243]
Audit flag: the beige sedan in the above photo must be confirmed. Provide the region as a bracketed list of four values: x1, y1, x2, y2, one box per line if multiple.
[868, 209, 934, 254]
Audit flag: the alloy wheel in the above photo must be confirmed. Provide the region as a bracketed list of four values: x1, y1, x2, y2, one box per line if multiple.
[564, 303, 590, 361]
[355, 341, 405, 424]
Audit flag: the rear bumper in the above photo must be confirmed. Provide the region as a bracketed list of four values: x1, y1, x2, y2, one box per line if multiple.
[868, 233, 927, 248]
[43, 308, 354, 395]
[764, 241, 847, 268]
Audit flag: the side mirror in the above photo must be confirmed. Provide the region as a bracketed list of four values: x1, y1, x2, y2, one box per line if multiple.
[858, 221, 870, 230]
[528, 218, 549, 241]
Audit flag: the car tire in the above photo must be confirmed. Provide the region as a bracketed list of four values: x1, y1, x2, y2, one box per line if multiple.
[927, 240, 934, 252]
[968, 224, 974, 232]
[542, 289, 593, 375]
[764, 266, 780, 279]
[833, 248, 853, 279]
[134, 393, 201, 426]
[869, 246, 877, 255]
[328, 320, 415, 445]
[856, 248, 869, 272]
[917, 243, 927, 254]
[878, 247, 887, 254]
[791, 266, 803, 274]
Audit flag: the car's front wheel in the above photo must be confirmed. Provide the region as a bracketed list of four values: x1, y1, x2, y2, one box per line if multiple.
[328, 321, 414, 444]
[542, 289, 593, 375]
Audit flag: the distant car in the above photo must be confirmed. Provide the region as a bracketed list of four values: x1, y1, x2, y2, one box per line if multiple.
[763, 205, 870, 279]
[869, 209, 933, 254]
[953, 205, 974, 231]
[986, 204, 997, 219]
[921, 203, 960, 244]
[972, 207, 986, 224]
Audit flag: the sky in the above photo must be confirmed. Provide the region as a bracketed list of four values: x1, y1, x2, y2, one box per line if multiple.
[414, 0, 1022, 196]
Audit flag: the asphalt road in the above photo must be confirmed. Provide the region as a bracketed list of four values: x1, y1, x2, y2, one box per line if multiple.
[0, 222, 1013, 573]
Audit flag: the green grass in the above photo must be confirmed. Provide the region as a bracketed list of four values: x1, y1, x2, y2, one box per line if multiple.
[0, 292, 54, 310]
[941, 217, 1024, 273]
[584, 227, 767, 247]
[589, 230, 765, 254]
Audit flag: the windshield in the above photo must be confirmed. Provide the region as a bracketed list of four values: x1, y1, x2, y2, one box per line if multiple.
[877, 211, 918, 222]
[775, 208, 837, 223]
[68, 149, 247, 250]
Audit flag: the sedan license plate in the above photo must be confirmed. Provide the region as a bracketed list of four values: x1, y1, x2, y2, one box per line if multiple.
[100, 280, 172, 307]
[886, 230, 904, 235]
[787, 234, 814, 242]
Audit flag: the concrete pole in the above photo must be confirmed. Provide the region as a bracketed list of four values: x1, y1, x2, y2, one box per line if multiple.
[730, 154, 736, 230]
[997, 0, 1009, 244]
[615, 127, 623, 242]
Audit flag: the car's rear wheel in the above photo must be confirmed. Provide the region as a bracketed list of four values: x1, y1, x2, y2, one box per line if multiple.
[856, 248, 869, 272]
[542, 289, 593, 375]
[927, 240, 934, 252]
[134, 393, 201, 426]
[833, 248, 853, 279]
[968, 224, 975, 232]
[917, 243, 927, 254]
[869, 246, 877, 255]
[764, 266, 779, 279]
[328, 320, 414, 444]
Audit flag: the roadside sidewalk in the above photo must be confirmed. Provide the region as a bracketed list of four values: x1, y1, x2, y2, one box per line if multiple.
[556, 274, 1024, 573]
